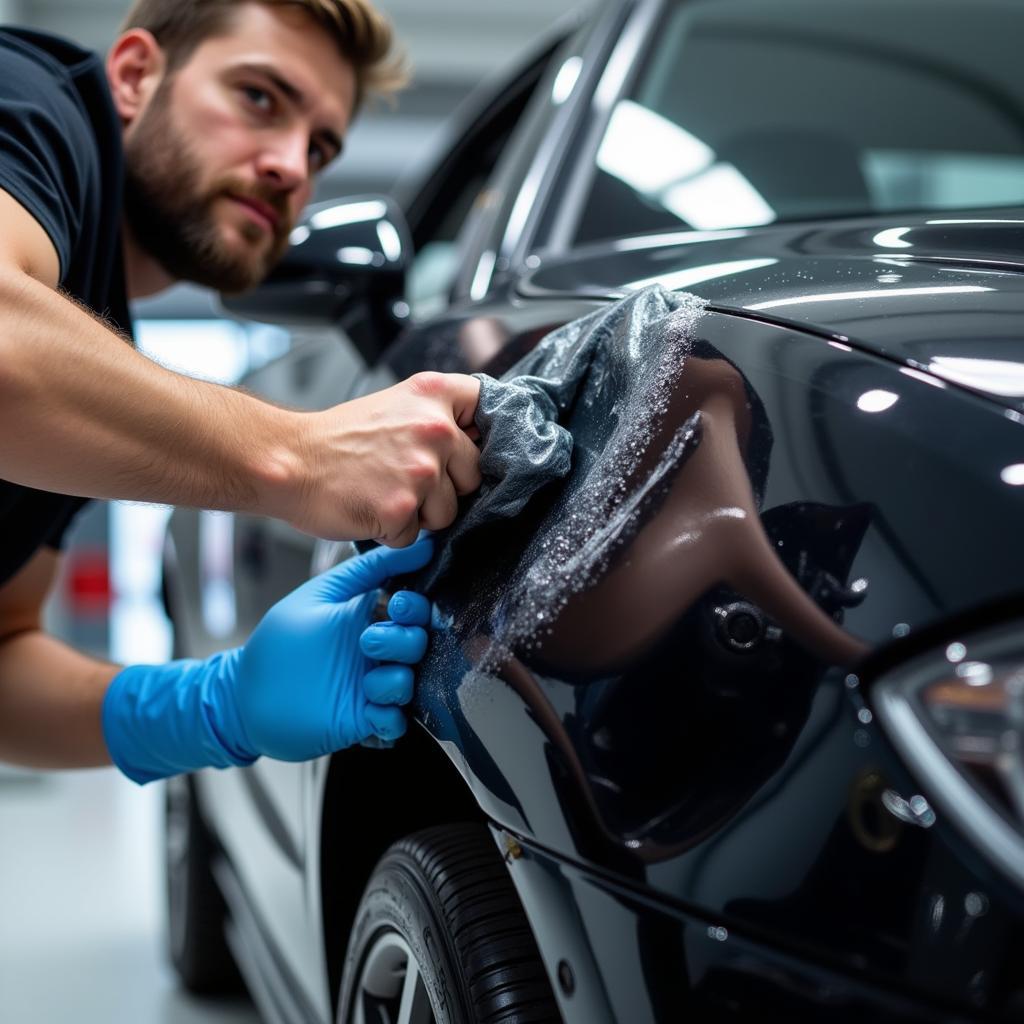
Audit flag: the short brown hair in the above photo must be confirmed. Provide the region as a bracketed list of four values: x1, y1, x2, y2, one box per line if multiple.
[119, 0, 408, 105]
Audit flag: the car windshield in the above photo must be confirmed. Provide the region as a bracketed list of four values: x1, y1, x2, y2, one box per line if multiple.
[574, 0, 1024, 244]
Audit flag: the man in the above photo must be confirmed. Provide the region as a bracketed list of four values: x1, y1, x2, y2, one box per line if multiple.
[0, 0, 482, 783]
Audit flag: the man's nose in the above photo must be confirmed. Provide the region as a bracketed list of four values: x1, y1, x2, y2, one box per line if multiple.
[255, 129, 309, 192]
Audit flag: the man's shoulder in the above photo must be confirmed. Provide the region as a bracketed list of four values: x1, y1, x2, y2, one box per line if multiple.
[0, 28, 105, 118]
[0, 27, 120, 294]
[0, 27, 100, 82]
[0, 28, 108, 147]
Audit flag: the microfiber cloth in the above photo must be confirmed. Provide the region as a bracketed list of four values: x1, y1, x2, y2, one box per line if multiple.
[416, 285, 706, 590]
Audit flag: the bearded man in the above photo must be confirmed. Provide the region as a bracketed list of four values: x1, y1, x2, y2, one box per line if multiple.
[0, 0, 481, 783]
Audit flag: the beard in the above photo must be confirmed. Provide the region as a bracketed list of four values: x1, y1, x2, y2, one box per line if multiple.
[122, 82, 292, 294]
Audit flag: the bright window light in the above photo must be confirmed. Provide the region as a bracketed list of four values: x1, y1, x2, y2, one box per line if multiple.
[109, 501, 173, 664]
[873, 227, 914, 249]
[597, 102, 776, 230]
[928, 218, 1024, 226]
[552, 56, 583, 105]
[598, 100, 714, 194]
[376, 221, 403, 262]
[748, 285, 992, 311]
[662, 163, 776, 230]
[337, 246, 378, 266]
[628, 258, 777, 292]
[135, 319, 250, 384]
[1001, 464, 1024, 486]
[928, 357, 1024, 398]
[470, 249, 497, 301]
[200, 511, 236, 639]
[900, 367, 946, 389]
[857, 389, 900, 413]
[310, 200, 387, 230]
[612, 229, 750, 252]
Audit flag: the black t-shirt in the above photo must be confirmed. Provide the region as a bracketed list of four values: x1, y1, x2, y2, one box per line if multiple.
[0, 28, 131, 587]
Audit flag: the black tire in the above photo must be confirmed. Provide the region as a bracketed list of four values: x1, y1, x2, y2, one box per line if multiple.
[164, 773, 242, 994]
[338, 824, 560, 1024]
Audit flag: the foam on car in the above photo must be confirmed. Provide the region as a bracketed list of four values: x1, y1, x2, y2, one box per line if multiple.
[412, 285, 707, 701]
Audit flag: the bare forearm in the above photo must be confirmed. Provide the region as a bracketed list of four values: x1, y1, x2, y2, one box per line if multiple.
[0, 268, 304, 514]
[0, 629, 118, 769]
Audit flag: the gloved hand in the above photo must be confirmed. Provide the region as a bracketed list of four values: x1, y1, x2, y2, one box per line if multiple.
[102, 537, 434, 785]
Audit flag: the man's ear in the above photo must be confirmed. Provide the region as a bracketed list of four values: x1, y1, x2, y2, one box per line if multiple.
[106, 29, 166, 127]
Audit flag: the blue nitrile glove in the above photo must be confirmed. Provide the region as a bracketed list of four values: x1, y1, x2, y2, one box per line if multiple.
[102, 537, 434, 784]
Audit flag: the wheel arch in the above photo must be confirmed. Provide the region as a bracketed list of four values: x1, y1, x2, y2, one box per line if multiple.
[318, 723, 488, 1017]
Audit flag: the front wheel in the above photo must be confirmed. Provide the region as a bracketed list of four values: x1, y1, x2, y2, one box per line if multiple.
[338, 824, 559, 1024]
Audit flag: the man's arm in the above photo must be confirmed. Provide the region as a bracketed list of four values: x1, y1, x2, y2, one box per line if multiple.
[0, 549, 116, 768]
[0, 190, 482, 545]
[0, 539, 434, 780]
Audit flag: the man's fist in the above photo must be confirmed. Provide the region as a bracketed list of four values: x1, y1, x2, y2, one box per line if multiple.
[283, 372, 482, 545]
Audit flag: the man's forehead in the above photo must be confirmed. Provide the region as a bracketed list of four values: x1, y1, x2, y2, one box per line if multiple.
[188, 4, 356, 123]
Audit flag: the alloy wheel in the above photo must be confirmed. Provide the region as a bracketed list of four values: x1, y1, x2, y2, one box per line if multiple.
[352, 929, 436, 1024]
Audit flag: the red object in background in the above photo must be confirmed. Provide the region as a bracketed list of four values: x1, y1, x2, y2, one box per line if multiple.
[66, 548, 112, 615]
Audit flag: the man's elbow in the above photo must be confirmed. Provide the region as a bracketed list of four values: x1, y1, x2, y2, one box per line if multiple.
[0, 345, 28, 419]
[0, 270, 43, 407]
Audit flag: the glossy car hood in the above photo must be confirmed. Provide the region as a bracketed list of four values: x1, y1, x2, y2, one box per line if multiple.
[522, 211, 1024, 408]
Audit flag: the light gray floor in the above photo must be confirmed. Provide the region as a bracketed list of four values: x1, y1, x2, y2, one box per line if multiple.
[0, 766, 261, 1024]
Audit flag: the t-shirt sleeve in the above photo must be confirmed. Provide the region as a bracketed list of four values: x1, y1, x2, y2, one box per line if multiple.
[0, 40, 92, 281]
[41, 496, 90, 551]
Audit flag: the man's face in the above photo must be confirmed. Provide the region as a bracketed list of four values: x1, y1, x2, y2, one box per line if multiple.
[122, 3, 356, 293]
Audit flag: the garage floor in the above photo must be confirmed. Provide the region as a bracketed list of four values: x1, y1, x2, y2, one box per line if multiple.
[0, 766, 261, 1024]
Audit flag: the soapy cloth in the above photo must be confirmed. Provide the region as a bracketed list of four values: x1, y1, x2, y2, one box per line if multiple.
[418, 285, 706, 589]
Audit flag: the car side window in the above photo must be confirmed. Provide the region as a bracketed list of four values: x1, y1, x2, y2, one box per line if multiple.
[449, 7, 622, 303]
[567, 0, 1024, 246]
[403, 32, 575, 320]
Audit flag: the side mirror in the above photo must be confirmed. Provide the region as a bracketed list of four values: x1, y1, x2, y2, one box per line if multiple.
[220, 194, 413, 364]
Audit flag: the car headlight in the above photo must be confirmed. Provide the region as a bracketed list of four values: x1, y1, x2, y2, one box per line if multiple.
[873, 620, 1024, 888]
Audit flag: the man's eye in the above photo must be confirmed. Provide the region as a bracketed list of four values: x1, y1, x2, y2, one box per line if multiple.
[310, 141, 339, 173]
[241, 85, 273, 111]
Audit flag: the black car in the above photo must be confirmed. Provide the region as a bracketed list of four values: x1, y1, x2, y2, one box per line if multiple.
[161, 1, 1024, 1020]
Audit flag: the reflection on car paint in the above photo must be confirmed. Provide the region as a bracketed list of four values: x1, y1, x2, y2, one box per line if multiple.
[406, 287, 872, 862]
[426, 287, 706, 621]
[370, 265, 1024, 1003]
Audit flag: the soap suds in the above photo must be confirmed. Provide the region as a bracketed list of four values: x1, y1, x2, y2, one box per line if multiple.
[412, 285, 708, 690]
